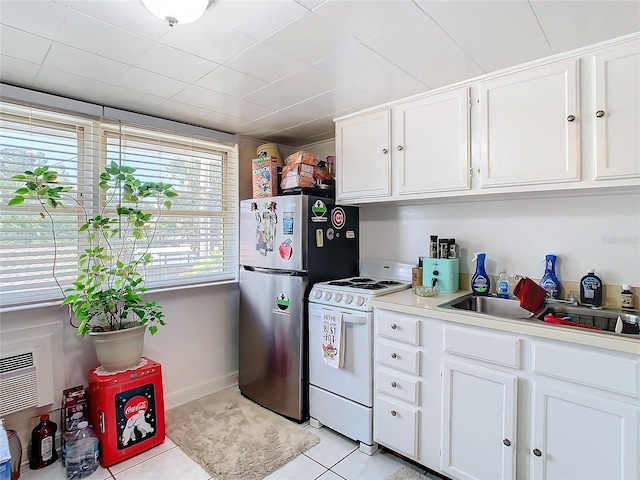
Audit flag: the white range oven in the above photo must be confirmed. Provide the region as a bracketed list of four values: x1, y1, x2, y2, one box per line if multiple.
[307, 260, 412, 454]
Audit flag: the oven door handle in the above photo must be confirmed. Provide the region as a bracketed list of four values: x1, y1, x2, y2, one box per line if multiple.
[339, 314, 368, 325]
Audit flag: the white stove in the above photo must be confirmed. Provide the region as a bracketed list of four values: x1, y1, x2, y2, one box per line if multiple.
[309, 260, 413, 311]
[307, 260, 413, 454]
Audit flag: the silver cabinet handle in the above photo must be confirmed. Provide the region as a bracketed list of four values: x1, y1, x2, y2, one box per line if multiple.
[391, 323, 397, 330]
[567, 115, 576, 122]
[391, 381, 397, 388]
[533, 448, 542, 457]
[391, 410, 397, 417]
[382, 148, 388, 154]
[596, 110, 605, 118]
[397, 145, 403, 151]
[391, 352, 397, 359]
[503, 439, 511, 447]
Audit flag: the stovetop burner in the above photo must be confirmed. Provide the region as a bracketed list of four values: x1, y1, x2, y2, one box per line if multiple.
[356, 284, 386, 290]
[328, 281, 352, 286]
[377, 280, 402, 285]
[349, 278, 373, 283]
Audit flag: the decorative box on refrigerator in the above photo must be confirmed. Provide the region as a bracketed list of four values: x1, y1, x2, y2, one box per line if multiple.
[88, 357, 165, 467]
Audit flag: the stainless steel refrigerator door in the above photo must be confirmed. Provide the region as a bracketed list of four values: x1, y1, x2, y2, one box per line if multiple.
[239, 266, 308, 420]
[240, 196, 307, 272]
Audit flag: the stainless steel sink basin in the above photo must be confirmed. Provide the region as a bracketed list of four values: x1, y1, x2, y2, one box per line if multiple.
[439, 294, 535, 320]
[536, 304, 640, 336]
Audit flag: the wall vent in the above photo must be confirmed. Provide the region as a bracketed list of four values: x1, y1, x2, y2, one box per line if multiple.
[0, 332, 55, 417]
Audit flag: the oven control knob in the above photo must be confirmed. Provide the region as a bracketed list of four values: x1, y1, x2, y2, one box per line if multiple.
[345, 294, 353, 304]
[334, 293, 342, 302]
[324, 291, 332, 301]
[356, 296, 365, 306]
[314, 290, 323, 299]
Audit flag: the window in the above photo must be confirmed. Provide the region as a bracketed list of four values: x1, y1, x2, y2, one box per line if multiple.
[0, 100, 238, 307]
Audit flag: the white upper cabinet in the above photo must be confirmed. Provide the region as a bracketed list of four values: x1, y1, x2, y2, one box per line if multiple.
[394, 87, 471, 195]
[478, 59, 580, 188]
[593, 41, 640, 180]
[335, 109, 391, 201]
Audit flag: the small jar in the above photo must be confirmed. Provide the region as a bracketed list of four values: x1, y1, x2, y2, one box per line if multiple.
[621, 284, 634, 310]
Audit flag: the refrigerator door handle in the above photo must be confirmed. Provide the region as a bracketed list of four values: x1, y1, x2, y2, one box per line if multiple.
[242, 265, 306, 277]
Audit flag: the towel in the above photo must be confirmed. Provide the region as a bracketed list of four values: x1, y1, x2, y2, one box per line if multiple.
[513, 277, 547, 312]
[322, 312, 345, 369]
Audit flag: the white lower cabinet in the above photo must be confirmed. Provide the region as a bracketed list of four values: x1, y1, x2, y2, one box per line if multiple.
[373, 308, 640, 480]
[442, 360, 517, 480]
[531, 383, 639, 480]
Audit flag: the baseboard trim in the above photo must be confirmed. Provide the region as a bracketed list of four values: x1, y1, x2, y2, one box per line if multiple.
[164, 371, 238, 410]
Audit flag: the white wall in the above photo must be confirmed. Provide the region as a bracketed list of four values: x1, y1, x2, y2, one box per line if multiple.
[359, 192, 640, 286]
[1, 284, 238, 455]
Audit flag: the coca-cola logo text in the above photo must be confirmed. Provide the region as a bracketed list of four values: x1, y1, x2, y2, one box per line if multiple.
[124, 395, 148, 418]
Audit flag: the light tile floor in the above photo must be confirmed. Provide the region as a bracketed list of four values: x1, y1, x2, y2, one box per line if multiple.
[19, 417, 439, 480]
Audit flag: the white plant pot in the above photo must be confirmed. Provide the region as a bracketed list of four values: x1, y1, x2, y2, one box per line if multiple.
[89, 324, 146, 371]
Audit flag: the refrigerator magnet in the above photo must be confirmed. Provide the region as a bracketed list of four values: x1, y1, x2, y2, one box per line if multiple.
[316, 229, 324, 247]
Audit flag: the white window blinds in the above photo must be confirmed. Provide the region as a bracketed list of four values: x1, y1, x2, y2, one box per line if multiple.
[0, 101, 238, 308]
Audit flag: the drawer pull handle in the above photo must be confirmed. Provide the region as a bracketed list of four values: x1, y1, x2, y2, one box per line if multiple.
[382, 148, 388, 154]
[596, 110, 605, 118]
[391, 381, 397, 388]
[391, 323, 398, 330]
[533, 448, 542, 457]
[391, 410, 397, 417]
[391, 353, 397, 359]
[503, 439, 511, 447]
[567, 114, 576, 122]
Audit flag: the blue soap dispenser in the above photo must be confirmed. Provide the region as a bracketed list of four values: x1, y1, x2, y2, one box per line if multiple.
[471, 253, 490, 296]
[540, 254, 561, 299]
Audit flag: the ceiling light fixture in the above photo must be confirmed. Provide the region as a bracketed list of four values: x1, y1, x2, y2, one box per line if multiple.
[141, 0, 210, 27]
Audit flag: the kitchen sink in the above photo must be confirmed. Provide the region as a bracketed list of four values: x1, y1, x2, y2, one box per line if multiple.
[439, 294, 535, 320]
[536, 304, 640, 336]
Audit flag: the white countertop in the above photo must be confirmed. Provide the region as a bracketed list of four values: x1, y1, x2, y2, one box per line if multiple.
[371, 289, 640, 355]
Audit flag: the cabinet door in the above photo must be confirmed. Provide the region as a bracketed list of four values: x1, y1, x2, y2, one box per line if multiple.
[335, 109, 391, 202]
[593, 41, 640, 180]
[393, 87, 471, 195]
[531, 384, 639, 480]
[442, 360, 517, 480]
[479, 59, 580, 188]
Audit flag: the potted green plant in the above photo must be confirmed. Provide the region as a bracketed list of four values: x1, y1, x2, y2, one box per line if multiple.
[8, 162, 177, 371]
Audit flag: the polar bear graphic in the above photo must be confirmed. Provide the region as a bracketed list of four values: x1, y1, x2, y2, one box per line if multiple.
[122, 409, 154, 446]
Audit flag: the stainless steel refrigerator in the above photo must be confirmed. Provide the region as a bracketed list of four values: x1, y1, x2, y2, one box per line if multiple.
[239, 195, 359, 421]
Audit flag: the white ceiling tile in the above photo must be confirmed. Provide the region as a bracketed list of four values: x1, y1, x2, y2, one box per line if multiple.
[54, 10, 154, 64]
[97, 84, 167, 111]
[253, 105, 312, 128]
[215, 98, 272, 121]
[210, 0, 308, 41]
[198, 111, 249, 131]
[170, 85, 233, 110]
[0, 0, 69, 39]
[115, 67, 189, 98]
[152, 100, 212, 122]
[160, 10, 256, 64]
[32, 66, 112, 102]
[417, 0, 552, 72]
[243, 83, 316, 111]
[42, 42, 130, 83]
[329, 84, 378, 113]
[314, 0, 431, 41]
[531, 0, 640, 53]
[195, 66, 267, 98]
[357, 66, 429, 103]
[272, 67, 340, 99]
[0, 55, 41, 87]
[134, 44, 219, 84]
[294, 0, 327, 12]
[262, 11, 354, 65]
[0, 25, 52, 64]
[234, 122, 274, 138]
[69, 0, 170, 41]
[224, 43, 307, 84]
[364, 19, 484, 89]
[312, 41, 399, 92]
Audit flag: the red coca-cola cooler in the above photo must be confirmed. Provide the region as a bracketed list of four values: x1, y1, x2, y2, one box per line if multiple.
[88, 357, 165, 467]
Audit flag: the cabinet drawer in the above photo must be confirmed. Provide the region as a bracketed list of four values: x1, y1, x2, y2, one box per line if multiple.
[377, 310, 420, 345]
[374, 395, 420, 459]
[532, 341, 640, 397]
[377, 339, 421, 375]
[444, 325, 521, 369]
[376, 367, 421, 405]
